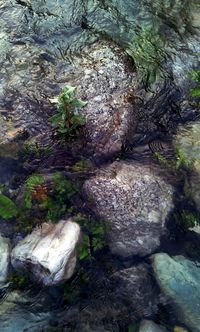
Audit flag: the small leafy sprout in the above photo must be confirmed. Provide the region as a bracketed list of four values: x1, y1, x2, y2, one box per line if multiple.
[50, 86, 87, 140]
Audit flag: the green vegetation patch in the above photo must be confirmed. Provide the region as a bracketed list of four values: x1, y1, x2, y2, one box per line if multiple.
[50, 86, 87, 140]
[126, 27, 167, 88]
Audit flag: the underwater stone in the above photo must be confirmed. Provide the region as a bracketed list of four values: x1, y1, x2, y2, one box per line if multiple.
[84, 160, 174, 257]
[11, 219, 80, 286]
[152, 253, 200, 332]
[139, 320, 169, 332]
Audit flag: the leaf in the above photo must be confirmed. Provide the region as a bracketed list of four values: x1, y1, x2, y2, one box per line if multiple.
[50, 114, 61, 124]
[64, 86, 76, 95]
[190, 87, 200, 97]
[71, 99, 87, 108]
[0, 194, 18, 219]
[49, 96, 60, 104]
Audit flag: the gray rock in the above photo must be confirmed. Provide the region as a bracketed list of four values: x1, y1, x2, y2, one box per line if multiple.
[0, 235, 10, 285]
[59, 40, 137, 160]
[152, 253, 200, 332]
[0, 290, 53, 332]
[139, 320, 169, 332]
[11, 219, 80, 286]
[175, 121, 200, 212]
[109, 264, 160, 318]
[84, 160, 174, 257]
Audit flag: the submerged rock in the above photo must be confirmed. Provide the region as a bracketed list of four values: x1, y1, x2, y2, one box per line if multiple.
[0, 235, 10, 285]
[11, 219, 80, 286]
[175, 121, 200, 212]
[84, 161, 174, 257]
[139, 320, 169, 332]
[152, 253, 200, 332]
[109, 264, 160, 318]
[61, 40, 137, 161]
[0, 290, 53, 332]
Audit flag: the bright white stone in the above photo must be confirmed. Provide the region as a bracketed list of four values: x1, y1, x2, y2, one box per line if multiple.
[11, 219, 80, 286]
[0, 235, 10, 284]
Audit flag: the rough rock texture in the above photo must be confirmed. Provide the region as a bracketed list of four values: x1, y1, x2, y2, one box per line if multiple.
[84, 160, 174, 257]
[175, 121, 200, 212]
[11, 219, 80, 286]
[109, 264, 161, 318]
[139, 320, 169, 332]
[0, 235, 10, 285]
[152, 253, 200, 332]
[60, 40, 137, 160]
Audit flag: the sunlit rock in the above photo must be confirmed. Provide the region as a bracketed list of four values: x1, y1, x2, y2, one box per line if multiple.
[11, 219, 80, 286]
[84, 161, 174, 257]
[0, 235, 10, 285]
[152, 253, 200, 332]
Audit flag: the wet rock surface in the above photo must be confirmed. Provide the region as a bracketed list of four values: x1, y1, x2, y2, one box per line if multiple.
[11, 219, 80, 286]
[61, 41, 137, 160]
[109, 264, 160, 318]
[0, 0, 200, 331]
[84, 160, 174, 257]
[152, 253, 200, 332]
[0, 235, 10, 285]
[139, 320, 169, 332]
[175, 121, 200, 212]
[0, 290, 54, 332]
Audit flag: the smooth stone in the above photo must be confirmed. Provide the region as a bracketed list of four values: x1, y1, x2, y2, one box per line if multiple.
[84, 161, 174, 257]
[139, 320, 169, 332]
[11, 219, 80, 286]
[0, 235, 10, 285]
[152, 253, 200, 332]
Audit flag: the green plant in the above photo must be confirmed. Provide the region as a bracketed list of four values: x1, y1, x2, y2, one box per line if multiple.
[50, 86, 87, 140]
[43, 172, 77, 222]
[75, 213, 107, 261]
[23, 174, 45, 209]
[71, 158, 88, 172]
[8, 272, 29, 289]
[174, 210, 198, 229]
[19, 139, 52, 161]
[0, 193, 18, 219]
[126, 27, 166, 88]
[189, 69, 200, 100]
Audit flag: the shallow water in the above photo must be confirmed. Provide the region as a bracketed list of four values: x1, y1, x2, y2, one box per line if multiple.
[0, 0, 200, 331]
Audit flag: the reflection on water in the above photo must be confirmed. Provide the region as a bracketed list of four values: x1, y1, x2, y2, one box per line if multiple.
[0, 0, 200, 331]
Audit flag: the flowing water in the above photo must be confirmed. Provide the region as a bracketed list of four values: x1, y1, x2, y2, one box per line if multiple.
[0, 1, 200, 331]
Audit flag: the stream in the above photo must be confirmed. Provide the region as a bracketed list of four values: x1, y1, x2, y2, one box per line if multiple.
[0, 1, 200, 331]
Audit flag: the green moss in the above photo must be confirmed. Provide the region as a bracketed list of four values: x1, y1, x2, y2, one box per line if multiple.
[8, 272, 29, 289]
[126, 27, 166, 88]
[189, 69, 200, 107]
[174, 210, 198, 230]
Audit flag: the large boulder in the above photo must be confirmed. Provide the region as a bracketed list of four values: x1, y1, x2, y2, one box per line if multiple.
[0, 235, 10, 285]
[84, 160, 174, 257]
[11, 219, 80, 286]
[139, 320, 169, 332]
[62, 40, 137, 161]
[152, 253, 200, 332]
